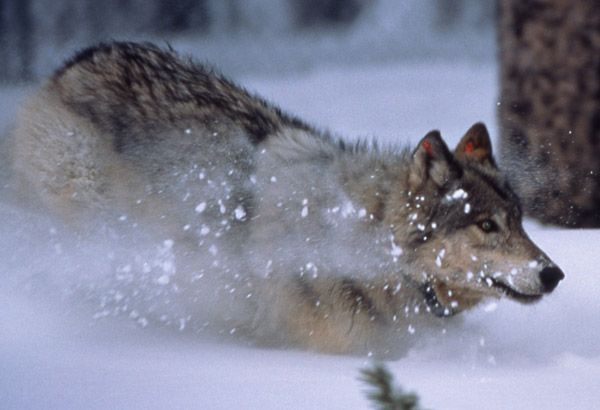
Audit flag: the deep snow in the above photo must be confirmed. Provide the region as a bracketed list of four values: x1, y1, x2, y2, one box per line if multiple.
[1, 61, 599, 410]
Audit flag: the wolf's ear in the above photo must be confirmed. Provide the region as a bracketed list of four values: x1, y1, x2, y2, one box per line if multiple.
[454, 122, 496, 168]
[410, 130, 458, 189]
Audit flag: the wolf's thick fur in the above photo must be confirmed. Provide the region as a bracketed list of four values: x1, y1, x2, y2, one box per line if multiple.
[9, 42, 564, 356]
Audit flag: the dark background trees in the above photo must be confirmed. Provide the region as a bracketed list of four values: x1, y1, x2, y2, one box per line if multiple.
[0, 0, 494, 83]
[0, 0, 372, 83]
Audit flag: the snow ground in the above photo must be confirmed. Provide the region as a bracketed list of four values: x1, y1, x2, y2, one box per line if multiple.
[1, 61, 599, 410]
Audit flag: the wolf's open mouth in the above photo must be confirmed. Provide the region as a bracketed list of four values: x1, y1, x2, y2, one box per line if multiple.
[421, 284, 456, 318]
[421, 277, 542, 317]
[488, 278, 542, 303]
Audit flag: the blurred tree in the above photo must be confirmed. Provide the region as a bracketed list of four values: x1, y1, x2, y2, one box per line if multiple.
[435, 0, 496, 31]
[499, 0, 600, 227]
[0, 0, 34, 82]
[435, 0, 463, 30]
[155, 0, 209, 34]
[292, 0, 367, 29]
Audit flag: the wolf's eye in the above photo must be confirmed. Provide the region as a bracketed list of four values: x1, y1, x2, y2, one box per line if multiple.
[477, 219, 498, 233]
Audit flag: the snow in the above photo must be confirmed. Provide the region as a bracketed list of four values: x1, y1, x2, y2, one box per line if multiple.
[1, 60, 600, 410]
[194, 202, 207, 213]
[301, 205, 308, 218]
[234, 205, 247, 220]
[446, 188, 469, 203]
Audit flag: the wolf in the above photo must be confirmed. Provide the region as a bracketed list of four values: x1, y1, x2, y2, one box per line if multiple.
[9, 42, 564, 356]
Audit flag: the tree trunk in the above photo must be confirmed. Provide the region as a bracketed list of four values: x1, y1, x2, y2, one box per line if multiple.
[498, 0, 600, 227]
[0, 0, 33, 82]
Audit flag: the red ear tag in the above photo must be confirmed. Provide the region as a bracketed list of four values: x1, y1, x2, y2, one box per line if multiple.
[465, 141, 475, 153]
[422, 139, 433, 155]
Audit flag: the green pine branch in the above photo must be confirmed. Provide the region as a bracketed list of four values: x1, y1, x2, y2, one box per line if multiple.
[359, 363, 429, 410]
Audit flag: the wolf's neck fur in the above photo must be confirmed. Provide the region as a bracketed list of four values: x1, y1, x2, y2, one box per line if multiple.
[256, 126, 427, 278]
[336, 147, 412, 224]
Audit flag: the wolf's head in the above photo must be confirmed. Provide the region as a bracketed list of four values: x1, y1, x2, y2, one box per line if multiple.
[389, 123, 564, 317]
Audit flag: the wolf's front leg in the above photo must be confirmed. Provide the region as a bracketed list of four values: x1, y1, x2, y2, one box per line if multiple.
[254, 275, 414, 356]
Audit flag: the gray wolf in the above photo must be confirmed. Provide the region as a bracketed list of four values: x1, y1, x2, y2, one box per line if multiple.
[9, 42, 564, 356]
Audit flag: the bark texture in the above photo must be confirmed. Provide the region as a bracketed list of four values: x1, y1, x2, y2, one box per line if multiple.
[499, 0, 600, 227]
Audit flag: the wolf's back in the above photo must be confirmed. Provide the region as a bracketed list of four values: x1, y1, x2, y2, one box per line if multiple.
[48, 42, 313, 146]
[9, 42, 314, 219]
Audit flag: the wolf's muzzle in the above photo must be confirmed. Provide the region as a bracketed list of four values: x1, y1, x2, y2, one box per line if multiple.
[539, 266, 564, 293]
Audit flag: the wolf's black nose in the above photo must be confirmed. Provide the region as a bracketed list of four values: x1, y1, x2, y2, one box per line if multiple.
[539, 266, 564, 293]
